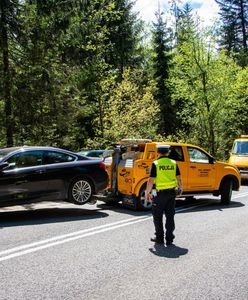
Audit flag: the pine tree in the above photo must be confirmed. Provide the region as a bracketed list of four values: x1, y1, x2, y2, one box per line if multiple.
[104, 0, 144, 76]
[176, 3, 195, 47]
[151, 6, 174, 136]
[0, 0, 21, 146]
[215, 0, 248, 65]
[170, 3, 197, 135]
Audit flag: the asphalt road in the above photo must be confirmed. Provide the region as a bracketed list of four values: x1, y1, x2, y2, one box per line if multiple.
[0, 184, 248, 300]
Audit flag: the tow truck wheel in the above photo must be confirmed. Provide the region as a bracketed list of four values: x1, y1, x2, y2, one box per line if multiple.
[220, 178, 233, 205]
[137, 184, 152, 211]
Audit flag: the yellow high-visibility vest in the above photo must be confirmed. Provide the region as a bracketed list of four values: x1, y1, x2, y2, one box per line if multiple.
[154, 158, 177, 190]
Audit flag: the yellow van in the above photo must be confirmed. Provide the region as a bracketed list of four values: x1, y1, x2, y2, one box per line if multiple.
[102, 139, 241, 210]
[228, 135, 248, 180]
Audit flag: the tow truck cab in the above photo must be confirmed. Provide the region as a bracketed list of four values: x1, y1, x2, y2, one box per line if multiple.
[102, 139, 241, 210]
[228, 135, 248, 180]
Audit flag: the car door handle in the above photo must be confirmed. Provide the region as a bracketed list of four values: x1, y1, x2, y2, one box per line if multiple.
[190, 166, 196, 169]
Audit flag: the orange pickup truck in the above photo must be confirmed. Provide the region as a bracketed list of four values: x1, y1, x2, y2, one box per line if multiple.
[102, 139, 241, 210]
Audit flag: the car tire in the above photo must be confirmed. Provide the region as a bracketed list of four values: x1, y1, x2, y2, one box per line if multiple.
[137, 184, 152, 211]
[220, 178, 233, 205]
[69, 177, 93, 205]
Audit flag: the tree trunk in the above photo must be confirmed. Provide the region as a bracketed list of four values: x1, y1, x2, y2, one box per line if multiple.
[240, 0, 247, 53]
[0, 1, 14, 147]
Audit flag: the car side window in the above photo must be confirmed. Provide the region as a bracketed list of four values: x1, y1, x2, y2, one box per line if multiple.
[43, 151, 75, 165]
[6, 151, 43, 169]
[147, 151, 155, 160]
[187, 147, 210, 163]
[169, 146, 184, 162]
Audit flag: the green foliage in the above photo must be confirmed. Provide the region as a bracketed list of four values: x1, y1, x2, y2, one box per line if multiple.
[169, 27, 241, 157]
[0, 0, 247, 158]
[0, 0, 144, 150]
[222, 66, 248, 147]
[99, 68, 160, 144]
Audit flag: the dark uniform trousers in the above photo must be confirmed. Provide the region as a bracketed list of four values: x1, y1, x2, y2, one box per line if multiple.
[152, 189, 176, 242]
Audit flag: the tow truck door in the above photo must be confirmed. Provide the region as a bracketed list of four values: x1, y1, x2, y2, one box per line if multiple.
[186, 146, 216, 190]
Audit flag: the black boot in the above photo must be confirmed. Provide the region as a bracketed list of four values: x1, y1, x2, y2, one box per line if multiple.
[150, 237, 164, 244]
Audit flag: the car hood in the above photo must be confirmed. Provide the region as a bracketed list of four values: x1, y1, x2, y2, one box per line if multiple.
[229, 155, 248, 167]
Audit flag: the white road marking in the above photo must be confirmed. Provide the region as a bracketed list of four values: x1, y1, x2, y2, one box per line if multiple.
[0, 192, 247, 262]
[0, 217, 151, 262]
[0, 215, 149, 257]
[0, 205, 202, 262]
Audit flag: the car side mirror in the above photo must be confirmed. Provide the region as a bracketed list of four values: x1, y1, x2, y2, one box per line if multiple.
[209, 157, 215, 164]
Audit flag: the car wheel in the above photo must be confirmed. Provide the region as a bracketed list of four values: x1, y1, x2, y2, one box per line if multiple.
[137, 184, 152, 211]
[220, 178, 233, 205]
[69, 177, 93, 205]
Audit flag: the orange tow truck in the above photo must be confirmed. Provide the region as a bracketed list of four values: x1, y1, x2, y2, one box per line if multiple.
[101, 139, 241, 210]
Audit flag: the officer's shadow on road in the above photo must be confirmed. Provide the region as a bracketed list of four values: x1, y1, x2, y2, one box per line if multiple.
[149, 244, 188, 259]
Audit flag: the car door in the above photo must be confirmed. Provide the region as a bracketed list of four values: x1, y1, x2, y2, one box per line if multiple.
[186, 146, 216, 191]
[0, 150, 48, 202]
[42, 150, 76, 199]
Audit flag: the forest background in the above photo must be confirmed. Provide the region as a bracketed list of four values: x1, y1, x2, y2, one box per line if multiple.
[0, 0, 247, 160]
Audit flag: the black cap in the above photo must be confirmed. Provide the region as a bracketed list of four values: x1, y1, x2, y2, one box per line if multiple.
[157, 144, 170, 154]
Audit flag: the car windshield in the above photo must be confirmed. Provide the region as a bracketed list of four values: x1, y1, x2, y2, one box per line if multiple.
[232, 141, 248, 155]
[0, 147, 21, 161]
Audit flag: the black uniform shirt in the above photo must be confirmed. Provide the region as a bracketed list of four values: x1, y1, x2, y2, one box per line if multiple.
[150, 156, 181, 178]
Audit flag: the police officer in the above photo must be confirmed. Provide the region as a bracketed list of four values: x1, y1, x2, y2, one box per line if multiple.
[145, 145, 182, 245]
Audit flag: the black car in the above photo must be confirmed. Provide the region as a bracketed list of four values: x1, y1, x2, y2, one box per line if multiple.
[0, 146, 108, 207]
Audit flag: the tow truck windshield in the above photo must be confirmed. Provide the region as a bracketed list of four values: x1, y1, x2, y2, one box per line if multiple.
[232, 141, 248, 155]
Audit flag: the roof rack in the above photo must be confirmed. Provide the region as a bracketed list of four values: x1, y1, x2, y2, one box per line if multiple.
[240, 135, 248, 138]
